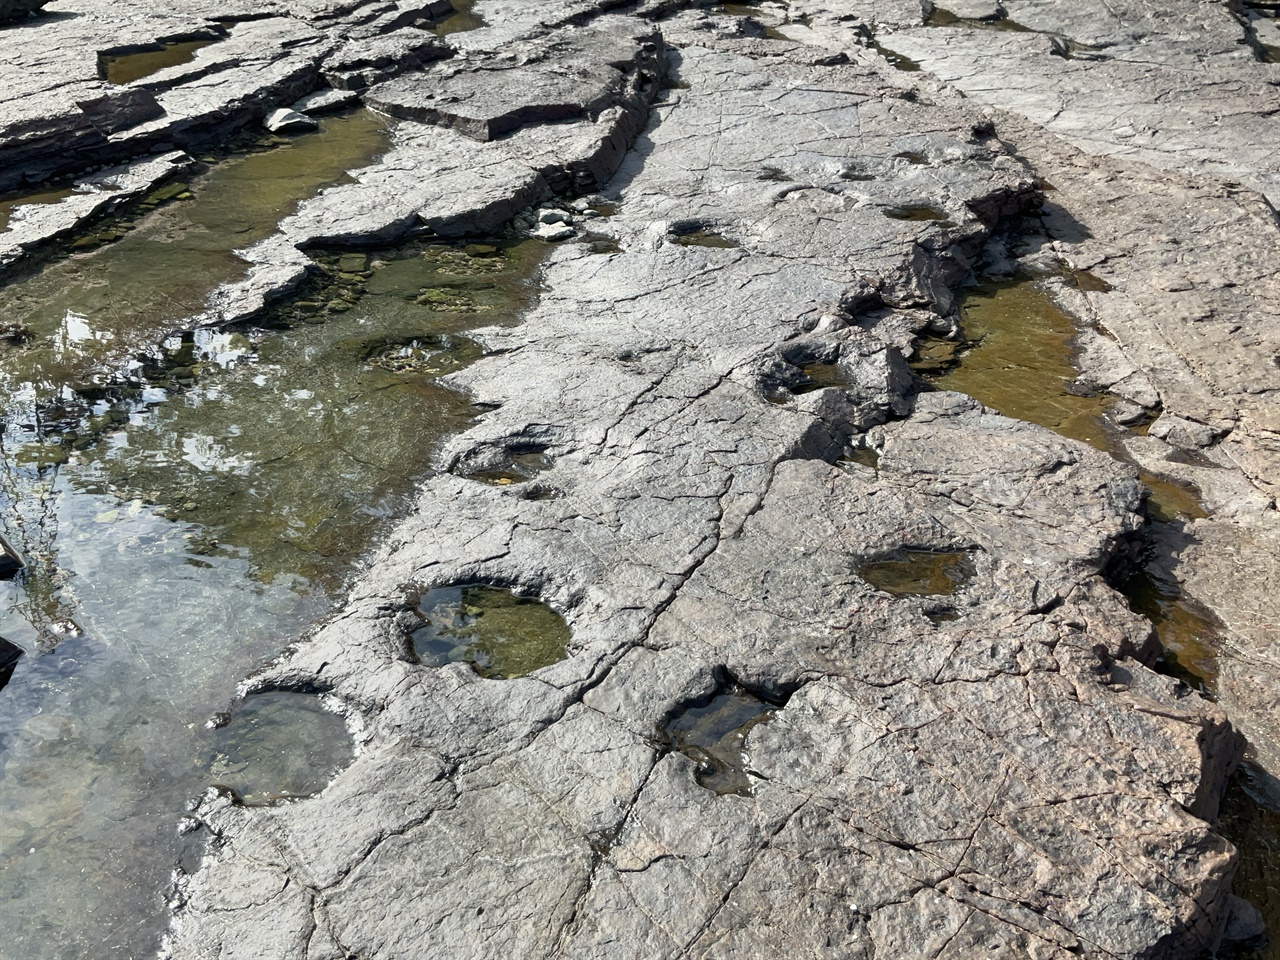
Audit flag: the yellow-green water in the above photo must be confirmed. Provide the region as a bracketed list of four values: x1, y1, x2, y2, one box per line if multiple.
[411, 584, 570, 679]
[0, 102, 548, 957]
[100, 38, 220, 86]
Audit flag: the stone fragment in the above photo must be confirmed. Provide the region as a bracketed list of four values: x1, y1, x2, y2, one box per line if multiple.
[532, 222, 574, 241]
[1149, 412, 1220, 449]
[537, 208, 571, 224]
[263, 108, 318, 133]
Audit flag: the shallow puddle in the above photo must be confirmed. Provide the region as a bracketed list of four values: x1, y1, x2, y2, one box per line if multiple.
[858, 549, 975, 598]
[464, 446, 553, 485]
[662, 687, 782, 796]
[1115, 561, 1220, 684]
[0, 220, 546, 957]
[925, 276, 1116, 451]
[410, 585, 570, 679]
[869, 39, 922, 72]
[925, 7, 1032, 31]
[100, 37, 221, 86]
[790, 362, 849, 394]
[672, 228, 739, 248]
[432, 0, 486, 36]
[884, 205, 952, 223]
[0, 108, 393, 391]
[204, 692, 353, 805]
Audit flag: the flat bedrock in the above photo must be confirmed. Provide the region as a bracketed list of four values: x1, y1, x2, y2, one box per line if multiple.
[0, 0, 1272, 958]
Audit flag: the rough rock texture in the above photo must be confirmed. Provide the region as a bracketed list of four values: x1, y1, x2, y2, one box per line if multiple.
[0, 0, 1265, 957]
[863, 0, 1280, 810]
[152, 8, 1244, 959]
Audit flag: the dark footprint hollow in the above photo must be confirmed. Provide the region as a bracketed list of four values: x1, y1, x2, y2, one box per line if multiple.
[411, 584, 570, 679]
[661, 686, 786, 796]
[203, 692, 353, 805]
[858, 549, 976, 597]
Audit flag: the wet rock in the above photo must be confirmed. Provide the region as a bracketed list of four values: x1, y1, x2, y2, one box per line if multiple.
[532, 221, 574, 241]
[0, 635, 21, 694]
[1223, 893, 1267, 946]
[262, 108, 317, 134]
[0, 533, 22, 578]
[365, 22, 662, 140]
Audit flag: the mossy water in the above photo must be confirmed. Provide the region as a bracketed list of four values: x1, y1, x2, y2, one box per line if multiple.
[0, 108, 393, 391]
[0, 172, 548, 960]
[858, 549, 975, 598]
[924, 277, 1117, 451]
[411, 585, 570, 679]
[100, 37, 221, 86]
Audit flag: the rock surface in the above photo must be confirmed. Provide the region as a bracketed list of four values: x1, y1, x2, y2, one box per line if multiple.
[0, 0, 1270, 958]
[130, 6, 1248, 959]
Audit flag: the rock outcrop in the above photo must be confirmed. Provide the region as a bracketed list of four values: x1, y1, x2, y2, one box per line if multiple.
[0, 0, 1271, 958]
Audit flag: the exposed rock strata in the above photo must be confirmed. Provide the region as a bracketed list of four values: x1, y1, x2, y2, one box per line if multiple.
[120, 8, 1246, 958]
[0, 0, 1266, 957]
[870, 0, 1280, 826]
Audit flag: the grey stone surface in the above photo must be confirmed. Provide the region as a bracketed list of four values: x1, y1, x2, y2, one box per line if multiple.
[155, 9, 1243, 959]
[0, 0, 1267, 956]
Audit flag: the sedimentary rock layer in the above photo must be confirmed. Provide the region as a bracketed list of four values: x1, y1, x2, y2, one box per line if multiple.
[0, 0, 1269, 957]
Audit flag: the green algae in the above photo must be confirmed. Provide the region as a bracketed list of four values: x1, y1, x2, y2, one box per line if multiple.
[100, 37, 221, 86]
[411, 585, 570, 679]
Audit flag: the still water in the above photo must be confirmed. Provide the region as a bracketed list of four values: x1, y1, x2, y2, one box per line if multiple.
[0, 110, 547, 958]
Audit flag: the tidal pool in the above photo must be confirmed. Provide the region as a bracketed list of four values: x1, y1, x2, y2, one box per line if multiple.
[925, 276, 1117, 451]
[410, 584, 570, 679]
[0, 187, 547, 960]
[100, 37, 221, 86]
[857, 549, 975, 598]
[432, 0, 486, 36]
[661, 687, 783, 796]
[204, 692, 353, 805]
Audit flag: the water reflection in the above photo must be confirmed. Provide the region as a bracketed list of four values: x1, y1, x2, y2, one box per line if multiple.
[0, 140, 547, 960]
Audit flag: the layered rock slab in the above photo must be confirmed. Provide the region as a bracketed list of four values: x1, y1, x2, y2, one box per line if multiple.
[166, 23, 1242, 960]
